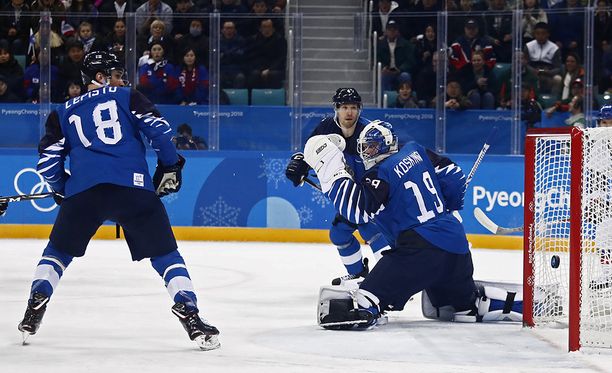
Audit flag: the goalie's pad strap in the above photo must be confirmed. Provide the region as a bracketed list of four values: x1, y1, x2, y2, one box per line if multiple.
[503, 291, 516, 314]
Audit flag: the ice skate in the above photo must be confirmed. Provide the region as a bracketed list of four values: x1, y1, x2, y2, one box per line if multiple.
[172, 303, 220, 351]
[17, 293, 49, 344]
[332, 258, 369, 286]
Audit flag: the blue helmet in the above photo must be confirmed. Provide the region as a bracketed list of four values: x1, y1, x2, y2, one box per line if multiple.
[600, 105, 612, 121]
[332, 88, 362, 108]
[358, 120, 398, 170]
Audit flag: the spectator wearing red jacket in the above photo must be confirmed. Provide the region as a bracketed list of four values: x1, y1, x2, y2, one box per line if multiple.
[137, 41, 179, 104]
[177, 47, 209, 105]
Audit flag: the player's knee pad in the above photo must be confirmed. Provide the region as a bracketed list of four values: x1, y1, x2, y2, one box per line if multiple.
[318, 285, 380, 330]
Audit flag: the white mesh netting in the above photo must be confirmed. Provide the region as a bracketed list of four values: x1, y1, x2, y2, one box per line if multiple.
[530, 128, 612, 349]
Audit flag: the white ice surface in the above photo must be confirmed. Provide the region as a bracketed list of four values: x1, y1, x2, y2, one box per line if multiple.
[1, 239, 611, 373]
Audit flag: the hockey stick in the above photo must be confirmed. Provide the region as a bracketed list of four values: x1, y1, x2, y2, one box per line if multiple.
[473, 207, 524, 235]
[304, 176, 322, 191]
[0, 192, 59, 203]
[465, 126, 498, 188]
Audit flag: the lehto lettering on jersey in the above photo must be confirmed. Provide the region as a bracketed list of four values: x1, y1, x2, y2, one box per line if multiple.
[393, 151, 423, 178]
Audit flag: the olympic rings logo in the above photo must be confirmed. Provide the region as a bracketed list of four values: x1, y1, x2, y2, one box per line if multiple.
[13, 168, 58, 212]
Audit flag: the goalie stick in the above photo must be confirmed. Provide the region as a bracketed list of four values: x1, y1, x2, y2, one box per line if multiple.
[473, 207, 524, 235]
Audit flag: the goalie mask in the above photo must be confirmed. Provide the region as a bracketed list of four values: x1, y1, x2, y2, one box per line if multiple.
[358, 120, 398, 170]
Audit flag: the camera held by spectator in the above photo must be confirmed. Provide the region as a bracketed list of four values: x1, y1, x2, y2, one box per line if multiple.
[172, 123, 208, 150]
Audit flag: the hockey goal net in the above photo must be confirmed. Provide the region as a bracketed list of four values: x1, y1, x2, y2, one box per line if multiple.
[524, 127, 612, 351]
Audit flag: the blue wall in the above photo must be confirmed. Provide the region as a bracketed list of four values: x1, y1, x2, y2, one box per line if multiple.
[0, 149, 524, 236]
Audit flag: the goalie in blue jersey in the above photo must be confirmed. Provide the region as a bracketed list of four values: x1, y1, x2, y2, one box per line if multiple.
[305, 121, 523, 329]
[285, 88, 391, 285]
[16, 51, 220, 350]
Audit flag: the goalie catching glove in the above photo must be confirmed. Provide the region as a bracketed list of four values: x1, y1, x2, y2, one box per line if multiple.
[303, 134, 351, 193]
[153, 154, 186, 196]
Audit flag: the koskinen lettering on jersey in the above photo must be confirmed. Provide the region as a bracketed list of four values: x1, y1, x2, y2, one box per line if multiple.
[13, 168, 58, 212]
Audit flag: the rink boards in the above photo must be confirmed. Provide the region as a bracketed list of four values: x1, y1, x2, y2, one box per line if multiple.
[0, 149, 524, 249]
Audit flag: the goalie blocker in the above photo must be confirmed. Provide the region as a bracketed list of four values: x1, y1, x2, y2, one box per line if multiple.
[318, 281, 523, 329]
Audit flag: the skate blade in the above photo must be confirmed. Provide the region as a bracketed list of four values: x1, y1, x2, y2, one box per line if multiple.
[194, 334, 220, 351]
[21, 332, 31, 345]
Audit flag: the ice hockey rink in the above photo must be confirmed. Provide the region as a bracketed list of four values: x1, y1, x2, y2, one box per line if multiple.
[1, 239, 611, 373]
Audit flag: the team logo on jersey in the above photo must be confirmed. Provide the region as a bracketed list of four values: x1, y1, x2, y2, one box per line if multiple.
[13, 168, 58, 212]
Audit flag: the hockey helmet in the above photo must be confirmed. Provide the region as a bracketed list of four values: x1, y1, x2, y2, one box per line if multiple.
[357, 120, 398, 170]
[81, 51, 125, 86]
[332, 88, 362, 109]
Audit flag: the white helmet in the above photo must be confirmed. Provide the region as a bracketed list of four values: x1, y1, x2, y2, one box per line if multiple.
[357, 120, 398, 170]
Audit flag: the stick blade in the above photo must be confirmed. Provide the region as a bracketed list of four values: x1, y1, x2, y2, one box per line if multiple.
[473, 207, 499, 234]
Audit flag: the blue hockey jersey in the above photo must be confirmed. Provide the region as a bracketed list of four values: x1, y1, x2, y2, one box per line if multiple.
[326, 141, 469, 254]
[37, 86, 179, 198]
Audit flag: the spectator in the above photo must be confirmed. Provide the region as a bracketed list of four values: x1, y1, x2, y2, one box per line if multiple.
[176, 18, 208, 65]
[58, 39, 85, 93]
[66, 0, 98, 31]
[545, 78, 584, 117]
[564, 95, 585, 128]
[98, 0, 131, 35]
[408, 0, 442, 41]
[63, 79, 84, 101]
[548, 0, 584, 59]
[241, 0, 273, 38]
[172, 123, 208, 150]
[372, 0, 401, 38]
[415, 24, 437, 74]
[137, 41, 179, 104]
[135, 0, 174, 36]
[524, 22, 562, 97]
[394, 81, 419, 108]
[0, 74, 20, 102]
[172, 0, 198, 40]
[77, 21, 106, 54]
[246, 18, 286, 89]
[447, 0, 486, 42]
[105, 18, 127, 63]
[217, 0, 248, 27]
[558, 53, 584, 102]
[23, 49, 61, 103]
[449, 18, 496, 72]
[137, 19, 175, 65]
[177, 47, 209, 105]
[377, 19, 416, 93]
[0, 0, 31, 55]
[520, 83, 542, 128]
[30, 0, 66, 37]
[415, 50, 441, 108]
[460, 50, 496, 109]
[439, 79, 471, 110]
[220, 20, 246, 88]
[498, 51, 539, 109]
[485, 0, 512, 63]
[0, 40, 24, 98]
[521, 0, 548, 44]
[601, 45, 612, 94]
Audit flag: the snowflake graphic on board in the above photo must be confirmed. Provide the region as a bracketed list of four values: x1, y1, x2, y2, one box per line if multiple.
[297, 206, 313, 225]
[259, 157, 287, 189]
[161, 192, 179, 204]
[311, 188, 329, 208]
[199, 197, 241, 226]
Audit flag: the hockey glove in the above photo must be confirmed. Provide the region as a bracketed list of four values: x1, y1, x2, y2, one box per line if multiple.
[0, 200, 7, 216]
[52, 193, 64, 206]
[304, 135, 352, 193]
[153, 154, 186, 197]
[285, 152, 310, 187]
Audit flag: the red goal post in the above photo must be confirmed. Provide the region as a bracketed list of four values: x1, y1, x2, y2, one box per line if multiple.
[524, 127, 612, 352]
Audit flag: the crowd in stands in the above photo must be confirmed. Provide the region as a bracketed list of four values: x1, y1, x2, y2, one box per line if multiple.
[0, 0, 609, 114]
[0, 0, 287, 104]
[375, 0, 612, 120]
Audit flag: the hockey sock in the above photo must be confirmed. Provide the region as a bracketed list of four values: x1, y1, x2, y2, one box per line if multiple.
[358, 224, 390, 261]
[150, 250, 198, 312]
[30, 242, 74, 299]
[337, 236, 364, 275]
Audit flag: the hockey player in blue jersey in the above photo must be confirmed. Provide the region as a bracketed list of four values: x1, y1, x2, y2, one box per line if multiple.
[285, 88, 390, 284]
[16, 51, 220, 350]
[305, 121, 523, 329]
